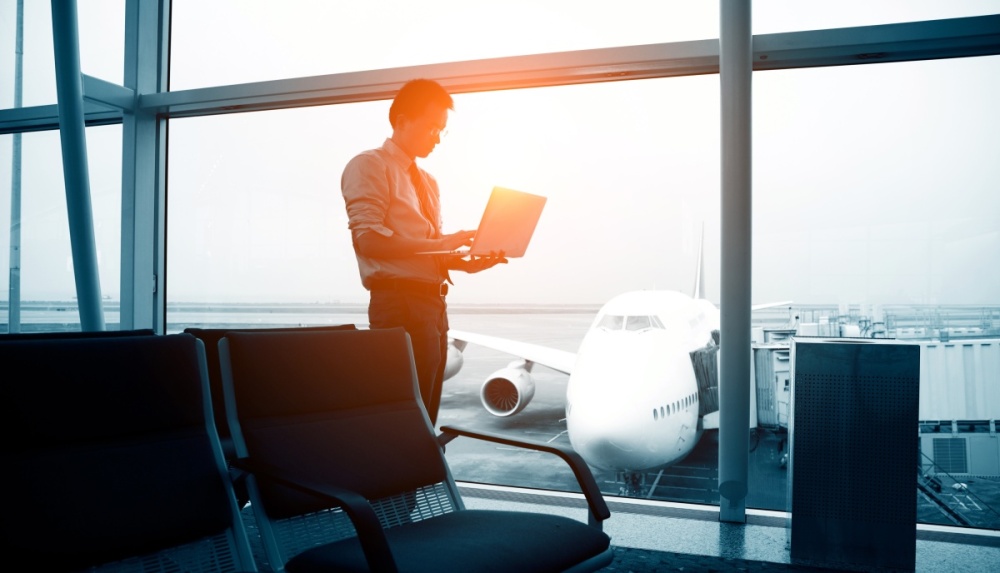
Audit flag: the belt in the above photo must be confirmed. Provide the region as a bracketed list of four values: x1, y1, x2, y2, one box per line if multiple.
[369, 277, 449, 297]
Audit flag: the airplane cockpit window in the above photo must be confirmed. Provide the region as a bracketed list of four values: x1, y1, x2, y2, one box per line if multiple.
[626, 315, 666, 331]
[597, 315, 624, 330]
[625, 315, 664, 331]
[598, 315, 666, 331]
[625, 316, 652, 331]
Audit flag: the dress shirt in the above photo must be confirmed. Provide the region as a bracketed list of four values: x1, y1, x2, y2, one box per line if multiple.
[341, 138, 446, 288]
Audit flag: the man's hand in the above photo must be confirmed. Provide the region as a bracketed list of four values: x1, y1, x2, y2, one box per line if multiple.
[450, 251, 508, 274]
[440, 230, 476, 252]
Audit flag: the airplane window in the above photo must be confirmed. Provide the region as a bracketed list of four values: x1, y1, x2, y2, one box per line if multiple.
[625, 315, 666, 331]
[653, 409, 658, 421]
[625, 315, 652, 331]
[660, 406, 665, 419]
[597, 315, 625, 330]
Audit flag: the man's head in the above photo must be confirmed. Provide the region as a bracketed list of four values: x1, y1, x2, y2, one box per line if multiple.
[389, 79, 454, 160]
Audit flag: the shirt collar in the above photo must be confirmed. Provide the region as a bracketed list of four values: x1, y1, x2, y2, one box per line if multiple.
[382, 138, 417, 171]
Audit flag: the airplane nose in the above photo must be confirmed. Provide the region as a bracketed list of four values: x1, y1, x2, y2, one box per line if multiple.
[566, 331, 693, 471]
[567, 396, 657, 471]
[572, 434, 637, 471]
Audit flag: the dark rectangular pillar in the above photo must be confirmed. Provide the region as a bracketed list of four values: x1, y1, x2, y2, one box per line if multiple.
[790, 339, 919, 571]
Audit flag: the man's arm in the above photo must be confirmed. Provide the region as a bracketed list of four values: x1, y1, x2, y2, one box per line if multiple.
[344, 152, 475, 258]
[354, 230, 475, 258]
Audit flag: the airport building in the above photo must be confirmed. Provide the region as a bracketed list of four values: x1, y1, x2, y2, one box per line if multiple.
[2, 2, 999, 571]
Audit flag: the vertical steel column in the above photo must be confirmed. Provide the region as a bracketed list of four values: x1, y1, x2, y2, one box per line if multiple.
[718, 0, 752, 523]
[120, 0, 170, 332]
[8, 0, 24, 332]
[51, 0, 105, 330]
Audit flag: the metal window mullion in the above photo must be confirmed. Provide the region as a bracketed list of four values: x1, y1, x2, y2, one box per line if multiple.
[121, 0, 170, 332]
[719, 0, 753, 524]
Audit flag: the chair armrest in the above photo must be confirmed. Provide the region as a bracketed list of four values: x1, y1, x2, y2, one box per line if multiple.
[231, 457, 398, 573]
[437, 425, 611, 525]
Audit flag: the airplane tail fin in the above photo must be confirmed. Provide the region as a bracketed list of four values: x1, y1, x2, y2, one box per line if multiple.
[693, 223, 705, 300]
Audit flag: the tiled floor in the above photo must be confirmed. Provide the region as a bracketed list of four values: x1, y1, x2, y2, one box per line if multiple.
[238, 483, 1000, 572]
[605, 546, 839, 572]
[458, 483, 1000, 573]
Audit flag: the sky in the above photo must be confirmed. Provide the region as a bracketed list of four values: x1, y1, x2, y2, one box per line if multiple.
[1, 1, 999, 307]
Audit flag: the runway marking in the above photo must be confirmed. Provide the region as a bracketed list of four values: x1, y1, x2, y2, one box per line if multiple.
[647, 469, 665, 500]
[546, 430, 568, 443]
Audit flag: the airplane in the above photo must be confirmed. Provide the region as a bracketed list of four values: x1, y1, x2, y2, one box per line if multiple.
[443, 245, 791, 491]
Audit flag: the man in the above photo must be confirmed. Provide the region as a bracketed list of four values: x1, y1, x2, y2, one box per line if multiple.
[341, 78, 506, 425]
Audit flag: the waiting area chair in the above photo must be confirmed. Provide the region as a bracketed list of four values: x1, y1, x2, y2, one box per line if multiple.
[185, 324, 358, 464]
[0, 333, 257, 572]
[0, 327, 155, 340]
[220, 327, 613, 572]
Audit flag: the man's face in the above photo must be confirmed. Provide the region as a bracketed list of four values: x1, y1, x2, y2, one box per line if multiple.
[395, 103, 449, 159]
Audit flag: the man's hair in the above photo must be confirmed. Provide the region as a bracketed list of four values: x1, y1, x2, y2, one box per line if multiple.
[389, 79, 454, 127]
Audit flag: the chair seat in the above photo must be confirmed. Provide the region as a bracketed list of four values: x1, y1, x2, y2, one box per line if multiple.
[286, 510, 612, 573]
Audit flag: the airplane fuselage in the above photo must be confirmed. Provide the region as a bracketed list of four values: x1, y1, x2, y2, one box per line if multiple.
[565, 291, 719, 472]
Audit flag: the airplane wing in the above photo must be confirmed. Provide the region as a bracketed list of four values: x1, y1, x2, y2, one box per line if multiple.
[448, 329, 577, 375]
[751, 300, 793, 312]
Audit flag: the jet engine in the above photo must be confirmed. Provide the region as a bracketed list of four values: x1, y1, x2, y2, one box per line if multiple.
[480, 360, 536, 417]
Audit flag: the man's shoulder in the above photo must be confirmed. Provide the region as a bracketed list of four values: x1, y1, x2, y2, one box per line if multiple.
[348, 146, 388, 165]
[346, 142, 406, 172]
[343, 148, 387, 181]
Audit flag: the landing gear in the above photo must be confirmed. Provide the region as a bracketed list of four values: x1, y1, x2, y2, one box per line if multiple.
[752, 427, 789, 469]
[777, 431, 788, 468]
[617, 471, 645, 497]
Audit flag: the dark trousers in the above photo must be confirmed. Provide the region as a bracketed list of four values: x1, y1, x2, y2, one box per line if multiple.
[368, 289, 448, 425]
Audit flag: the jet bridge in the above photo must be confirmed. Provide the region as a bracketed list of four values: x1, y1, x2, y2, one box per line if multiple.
[752, 343, 791, 431]
[689, 330, 719, 419]
[691, 330, 765, 430]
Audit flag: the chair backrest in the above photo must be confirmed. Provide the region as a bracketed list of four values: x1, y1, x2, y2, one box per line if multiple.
[221, 327, 449, 517]
[185, 324, 357, 452]
[0, 334, 257, 572]
[221, 327, 461, 568]
[0, 328, 155, 340]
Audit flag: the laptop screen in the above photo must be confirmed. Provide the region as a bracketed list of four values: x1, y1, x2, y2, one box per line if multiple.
[418, 186, 546, 257]
[467, 187, 546, 257]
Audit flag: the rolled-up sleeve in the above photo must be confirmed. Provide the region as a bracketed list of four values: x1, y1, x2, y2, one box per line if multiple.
[341, 153, 394, 239]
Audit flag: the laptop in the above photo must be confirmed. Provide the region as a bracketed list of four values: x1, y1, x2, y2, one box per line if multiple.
[419, 186, 546, 257]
